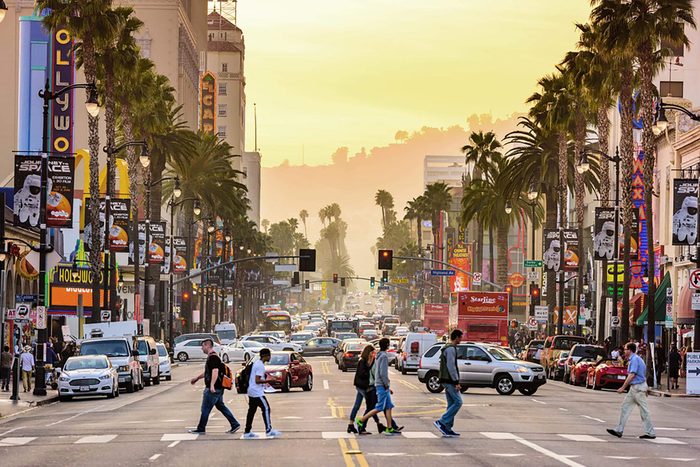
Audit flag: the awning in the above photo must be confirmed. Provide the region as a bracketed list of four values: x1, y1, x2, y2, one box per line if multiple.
[629, 293, 645, 326]
[636, 272, 671, 326]
[677, 286, 695, 325]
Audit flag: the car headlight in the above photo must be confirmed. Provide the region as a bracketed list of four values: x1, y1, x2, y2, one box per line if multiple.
[118, 365, 130, 372]
[515, 365, 530, 373]
[270, 371, 283, 378]
[59, 376, 70, 382]
[99, 374, 112, 380]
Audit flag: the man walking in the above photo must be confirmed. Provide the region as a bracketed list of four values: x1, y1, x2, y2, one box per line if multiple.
[1, 346, 12, 391]
[189, 339, 240, 434]
[607, 342, 656, 439]
[243, 348, 281, 439]
[434, 329, 463, 437]
[20, 345, 34, 392]
[354, 338, 401, 435]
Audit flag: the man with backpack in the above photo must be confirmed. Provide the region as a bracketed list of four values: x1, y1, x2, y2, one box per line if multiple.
[243, 348, 281, 439]
[189, 339, 240, 434]
[434, 329, 463, 437]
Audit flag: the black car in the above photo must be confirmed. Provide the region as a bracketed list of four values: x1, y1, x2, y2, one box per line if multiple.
[302, 337, 340, 356]
[338, 342, 365, 372]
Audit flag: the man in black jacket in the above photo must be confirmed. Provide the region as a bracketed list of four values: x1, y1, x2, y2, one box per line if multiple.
[434, 329, 463, 437]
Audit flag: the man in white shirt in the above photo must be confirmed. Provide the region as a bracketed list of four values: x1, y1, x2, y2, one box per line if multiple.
[243, 348, 281, 439]
[20, 346, 35, 392]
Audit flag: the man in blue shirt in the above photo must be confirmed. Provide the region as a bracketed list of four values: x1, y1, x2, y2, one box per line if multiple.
[607, 342, 656, 439]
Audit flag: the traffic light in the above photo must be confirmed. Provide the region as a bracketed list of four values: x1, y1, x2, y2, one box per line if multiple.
[505, 285, 513, 295]
[370, 276, 375, 288]
[333, 273, 338, 284]
[378, 249, 393, 270]
[299, 248, 316, 272]
[381, 270, 388, 283]
[530, 283, 541, 306]
[182, 291, 190, 302]
[305, 279, 310, 290]
[292, 271, 300, 287]
[340, 277, 346, 287]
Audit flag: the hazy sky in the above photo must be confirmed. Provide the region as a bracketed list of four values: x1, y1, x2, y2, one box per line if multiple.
[226, 0, 591, 167]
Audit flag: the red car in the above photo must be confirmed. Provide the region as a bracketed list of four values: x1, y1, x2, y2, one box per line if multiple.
[586, 359, 628, 390]
[236, 351, 313, 393]
[569, 358, 598, 386]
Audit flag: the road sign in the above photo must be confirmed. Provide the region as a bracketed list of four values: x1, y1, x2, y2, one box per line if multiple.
[527, 270, 540, 281]
[378, 285, 390, 291]
[472, 272, 482, 286]
[431, 269, 455, 277]
[689, 269, 700, 289]
[611, 316, 620, 328]
[687, 352, 700, 395]
[692, 293, 700, 311]
[101, 310, 111, 322]
[534, 305, 548, 323]
[4, 309, 16, 320]
[36, 306, 47, 329]
[526, 316, 538, 330]
[15, 303, 31, 321]
[524, 260, 543, 268]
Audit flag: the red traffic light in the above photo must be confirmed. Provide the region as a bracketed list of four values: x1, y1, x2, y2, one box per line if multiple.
[182, 291, 190, 301]
[333, 273, 338, 284]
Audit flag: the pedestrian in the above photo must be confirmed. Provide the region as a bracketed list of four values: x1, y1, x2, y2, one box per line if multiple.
[188, 338, 240, 435]
[434, 329, 463, 437]
[347, 345, 381, 434]
[243, 348, 281, 439]
[607, 342, 656, 439]
[354, 337, 401, 435]
[668, 345, 682, 390]
[680, 346, 687, 378]
[610, 346, 620, 361]
[1, 346, 12, 391]
[20, 345, 35, 392]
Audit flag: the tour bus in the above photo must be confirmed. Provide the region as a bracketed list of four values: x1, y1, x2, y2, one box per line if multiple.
[261, 310, 292, 337]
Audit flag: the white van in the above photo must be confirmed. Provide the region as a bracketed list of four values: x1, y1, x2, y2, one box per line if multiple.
[214, 322, 238, 345]
[396, 332, 437, 374]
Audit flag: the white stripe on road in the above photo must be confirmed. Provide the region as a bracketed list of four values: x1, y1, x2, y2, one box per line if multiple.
[531, 399, 546, 405]
[0, 427, 23, 437]
[323, 380, 329, 390]
[491, 454, 525, 457]
[661, 458, 696, 462]
[605, 456, 638, 460]
[647, 437, 686, 445]
[400, 431, 438, 439]
[322, 431, 355, 439]
[0, 437, 36, 446]
[581, 415, 605, 423]
[656, 427, 686, 431]
[167, 441, 180, 448]
[427, 453, 461, 456]
[161, 419, 185, 423]
[367, 453, 406, 457]
[149, 454, 162, 461]
[46, 405, 105, 427]
[480, 432, 520, 440]
[75, 434, 118, 444]
[558, 434, 606, 442]
[480, 432, 585, 467]
[558, 407, 569, 412]
[161, 433, 198, 441]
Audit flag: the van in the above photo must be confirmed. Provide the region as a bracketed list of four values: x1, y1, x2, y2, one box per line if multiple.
[79, 337, 144, 393]
[136, 336, 161, 386]
[214, 322, 238, 345]
[396, 332, 437, 374]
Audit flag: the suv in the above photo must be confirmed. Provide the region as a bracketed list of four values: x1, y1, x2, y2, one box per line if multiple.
[79, 337, 144, 393]
[240, 335, 302, 352]
[540, 335, 587, 378]
[417, 342, 546, 396]
[136, 336, 160, 386]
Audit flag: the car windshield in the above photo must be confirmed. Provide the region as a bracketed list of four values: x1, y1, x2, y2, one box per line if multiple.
[243, 341, 264, 348]
[486, 346, 517, 361]
[337, 333, 358, 339]
[65, 357, 108, 371]
[217, 330, 237, 340]
[572, 346, 606, 359]
[157, 345, 167, 357]
[138, 340, 149, 354]
[553, 337, 585, 350]
[347, 343, 365, 351]
[291, 334, 311, 341]
[268, 354, 290, 365]
[80, 340, 129, 357]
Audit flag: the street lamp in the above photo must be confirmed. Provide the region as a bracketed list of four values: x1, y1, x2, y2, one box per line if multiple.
[504, 201, 513, 215]
[193, 200, 202, 217]
[0, 1, 8, 24]
[576, 152, 590, 174]
[527, 183, 539, 201]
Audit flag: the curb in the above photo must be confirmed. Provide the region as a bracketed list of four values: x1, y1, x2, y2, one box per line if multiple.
[35, 395, 60, 406]
[649, 390, 699, 398]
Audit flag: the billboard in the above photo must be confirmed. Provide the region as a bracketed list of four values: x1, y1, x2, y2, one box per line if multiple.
[672, 178, 698, 245]
[14, 155, 75, 228]
[448, 242, 472, 292]
[457, 291, 509, 317]
[200, 71, 216, 134]
[172, 237, 188, 274]
[48, 264, 104, 316]
[593, 207, 616, 261]
[84, 198, 130, 252]
[148, 222, 166, 264]
[543, 229, 561, 272]
[50, 27, 75, 155]
[563, 229, 579, 271]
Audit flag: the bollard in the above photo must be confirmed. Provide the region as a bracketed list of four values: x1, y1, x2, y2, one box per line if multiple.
[10, 354, 20, 401]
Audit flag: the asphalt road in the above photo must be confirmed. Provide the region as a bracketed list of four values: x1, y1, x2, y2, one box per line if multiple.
[0, 356, 698, 467]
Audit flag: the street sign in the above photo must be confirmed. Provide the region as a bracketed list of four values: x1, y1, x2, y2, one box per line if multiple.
[378, 285, 390, 291]
[524, 260, 543, 268]
[666, 287, 674, 329]
[689, 269, 700, 289]
[687, 352, 700, 395]
[4, 309, 16, 320]
[534, 305, 548, 323]
[692, 293, 700, 311]
[526, 316, 538, 330]
[431, 269, 455, 277]
[15, 303, 31, 321]
[36, 306, 47, 329]
[101, 310, 111, 322]
[611, 316, 620, 328]
[527, 270, 540, 281]
[472, 272, 482, 286]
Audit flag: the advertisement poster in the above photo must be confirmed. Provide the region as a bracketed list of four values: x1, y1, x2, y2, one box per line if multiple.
[84, 198, 130, 252]
[563, 229, 579, 271]
[543, 229, 561, 272]
[200, 71, 216, 134]
[149, 222, 166, 264]
[423, 303, 449, 335]
[553, 306, 578, 326]
[449, 242, 472, 292]
[172, 237, 188, 274]
[593, 207, 617, 261]
[48, 264, 104, 316]
[457, 292, 509, 317]
[14, 155, 75, 228]
[672, 178, 698, 245]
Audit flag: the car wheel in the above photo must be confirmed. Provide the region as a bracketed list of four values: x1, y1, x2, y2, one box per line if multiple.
[401, 365, 407, 375]
[107, 387, 116, 399]
[459, 386, 469, 393]
[177, 352, 189, 362]
[145, 374, 152, 386]
[593, 377, 601, 390]
[303, 373, 313, 391]
[126, 380, 135, 393]
[518, 387, 537, 396]
[59, 395, 72, 402]
[495, 374, 516, 395]
[341, 364, 348, 372]
[425, 372, 443, 393]
[585, 376, 591, 389]
[165, 375, 172, 381]
[222, 353, 230, 363]
[282, 375, 291, 392]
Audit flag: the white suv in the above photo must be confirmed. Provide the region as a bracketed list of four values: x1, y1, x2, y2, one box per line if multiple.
[240, 335, 302, 352]
[417, 342, 546, 396]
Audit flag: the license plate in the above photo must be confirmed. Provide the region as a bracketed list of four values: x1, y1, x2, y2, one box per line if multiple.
[118, 377, 125, 383]
[617, 375, 626, 380]
[408, 356, 419, 362]
[80, 386, 90, 392]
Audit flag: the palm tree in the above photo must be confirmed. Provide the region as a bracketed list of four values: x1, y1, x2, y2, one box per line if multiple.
[261, 219, 270, 233]
[375, 189, 394, 231]
[299, 209, 309, 238]
[423, 182, 452, 267]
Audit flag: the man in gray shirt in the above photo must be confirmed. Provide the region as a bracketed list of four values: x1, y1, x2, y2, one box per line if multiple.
[435, 329, 463, 437]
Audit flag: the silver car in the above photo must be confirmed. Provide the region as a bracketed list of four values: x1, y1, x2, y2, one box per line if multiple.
[417, 342, 546, 396]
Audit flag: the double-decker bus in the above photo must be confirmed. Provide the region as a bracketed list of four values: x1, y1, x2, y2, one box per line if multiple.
[261, 310, 292, 336]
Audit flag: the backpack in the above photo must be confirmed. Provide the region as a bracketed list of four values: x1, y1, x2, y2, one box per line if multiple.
[221, 363, 234, 390]
[236, 361, 254, 394]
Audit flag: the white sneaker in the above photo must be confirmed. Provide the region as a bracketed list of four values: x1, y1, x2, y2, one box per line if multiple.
[266, 429, 282, 438]
[243, 432, 260, 439]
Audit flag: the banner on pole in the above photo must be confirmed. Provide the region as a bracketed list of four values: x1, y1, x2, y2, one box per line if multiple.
[14, 155, 75, 228]
[543, 229, 561, 272]
[593, 207, 617, 261]
[672, 178, 698, 246]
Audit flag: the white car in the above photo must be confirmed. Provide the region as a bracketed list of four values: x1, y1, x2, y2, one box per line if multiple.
[174, 338, 222, 362]
[58, 355, 119, 401]
[239, 335, 302, 352]
[219, 340, 263, 363]
[156, 343, 172, 381]
[395, 326, 410, 337]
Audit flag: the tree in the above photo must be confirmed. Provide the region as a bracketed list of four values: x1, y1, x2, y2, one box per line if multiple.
[299, 209, 309, 238]
[404, 196, 429, 252]
[261, 219, 270, 233]
[423, 182, 452, 258]
[375, 189, 395, 231]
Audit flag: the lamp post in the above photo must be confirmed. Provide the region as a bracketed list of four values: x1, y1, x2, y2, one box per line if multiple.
[34, 80, 98, 396]
[527, 185, 540, 317]
[654, 102, 700, 351]
[0, 1, 8, 23]
[580, 147, 621, 345]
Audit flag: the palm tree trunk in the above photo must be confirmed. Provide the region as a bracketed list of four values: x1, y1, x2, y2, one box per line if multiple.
[148, 153, 166, 332]
[104, 66, 117, 320]
[416, 218, 423, 251]
[122, 111, 142, 324]
[477, 221, 484, 286]
[575, 115, 585, 335]
[545, 191, 558, 323]
[488, 225, 495, 289]
[496, 223, 509, 286]
[597, 106, 611, 343]
[620, 64, 634, 346]
[557, 132, 568, 334]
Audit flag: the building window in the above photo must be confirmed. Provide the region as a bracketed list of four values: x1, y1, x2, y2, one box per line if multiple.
[221, 63, 228, 73]
[660, 81, 684, 98]
[219, 83, 227, 95]
[217, 126, 226, 138]
[218, 104, 227, 117]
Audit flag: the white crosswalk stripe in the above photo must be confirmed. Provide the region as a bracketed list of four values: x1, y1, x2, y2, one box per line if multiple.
[160, 433, 199, 442]
[75, 435, 118, 444]
[647, 437, 686, 445]
[558, 434, 607, 442]
[0, 437, 36, 447]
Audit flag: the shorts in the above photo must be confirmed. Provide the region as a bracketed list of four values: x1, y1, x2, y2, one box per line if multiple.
[375, 385, 394, 412]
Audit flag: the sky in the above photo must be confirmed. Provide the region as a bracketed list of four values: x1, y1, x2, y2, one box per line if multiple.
[223, 0, 592, 167]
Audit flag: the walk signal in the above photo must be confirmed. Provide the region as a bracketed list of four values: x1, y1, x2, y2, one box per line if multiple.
[378, 249, 393, 270]
[530, 284, 541, 306]
[292, 271, 300, 287]
[340, 277, 346, 287]
[381, 270, 388, 283]
[370, 276, 375, 288]
[305, 279, 310, 290]
[299, 248, 316, 272]
[333, 273, 338, 284]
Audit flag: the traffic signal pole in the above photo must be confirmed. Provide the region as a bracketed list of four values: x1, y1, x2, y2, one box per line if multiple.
[393, 255, 504, 290]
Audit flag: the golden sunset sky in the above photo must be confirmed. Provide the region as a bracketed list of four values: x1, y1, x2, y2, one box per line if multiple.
[229, 0, 591, 167]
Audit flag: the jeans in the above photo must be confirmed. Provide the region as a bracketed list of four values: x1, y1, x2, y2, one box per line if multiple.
[438, 383, 463, 430]
[196, 388, 239, 432]
[615, 383, 655, 436]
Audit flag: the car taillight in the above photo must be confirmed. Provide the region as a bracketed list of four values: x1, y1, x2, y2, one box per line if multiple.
[344, 352, 352, 358]
[388, 349, 396, 353]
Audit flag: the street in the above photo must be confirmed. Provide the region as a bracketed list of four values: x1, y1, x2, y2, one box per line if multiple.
[0, 357, 698, 467]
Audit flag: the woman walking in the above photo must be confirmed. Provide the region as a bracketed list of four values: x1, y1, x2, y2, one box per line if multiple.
[348, 345, 382, 434]
[669, 345, 682, 390]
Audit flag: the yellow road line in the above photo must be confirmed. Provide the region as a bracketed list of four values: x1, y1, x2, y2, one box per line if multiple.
[348, 438, 369, 467]
[328, 397, 338, 418]
[337, 438, 355, 467]
[397, 379, 421, 391]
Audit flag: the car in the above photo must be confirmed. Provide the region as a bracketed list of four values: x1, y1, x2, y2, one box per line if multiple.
[417, 342, 546, 396]
[338, 342, 366, 372]
[136, 336, 161, 386]
[58, 355, 119, 401]
[358, 321, 375, 335]
[219, 340, 263, 363]
[569, 358, 599, 386]
[334, 332, 359, 340]
[586, 358, 629, 390]
[541, 335, 587, 378]
[174, 333, 220, 346]
[302, 337, 340, 356]
[300, 313, 310, 321]
[551, 351, 570, 380]
[563, 345, 607, 383]
[79, 337, 144, 393]
[214, 322, 238, 345]
[396, 333, 438, 374]
[334, 338, 366, 364]
[236, 351, 313, 393]
[259, 331, 287, 341]
[362, 329, 379, 341]
[304, 323, 322, 335]
[174, 338, 223, 362]
[523, 339, 544, 363]
[394, 326, 409, 337]
[382, 324, 398, 336]
[239, 335, 302, 352]
[290, 332, 315, 344]
[156, 343, 172, 381]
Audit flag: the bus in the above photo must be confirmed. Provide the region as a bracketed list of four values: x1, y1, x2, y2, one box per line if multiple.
[261, 310, 292, 337]
[327, 318, 359, 337]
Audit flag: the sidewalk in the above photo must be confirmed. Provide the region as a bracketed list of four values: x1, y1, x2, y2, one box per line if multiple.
[0, 389, 60, 419]
[649, 376, 698, 398]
